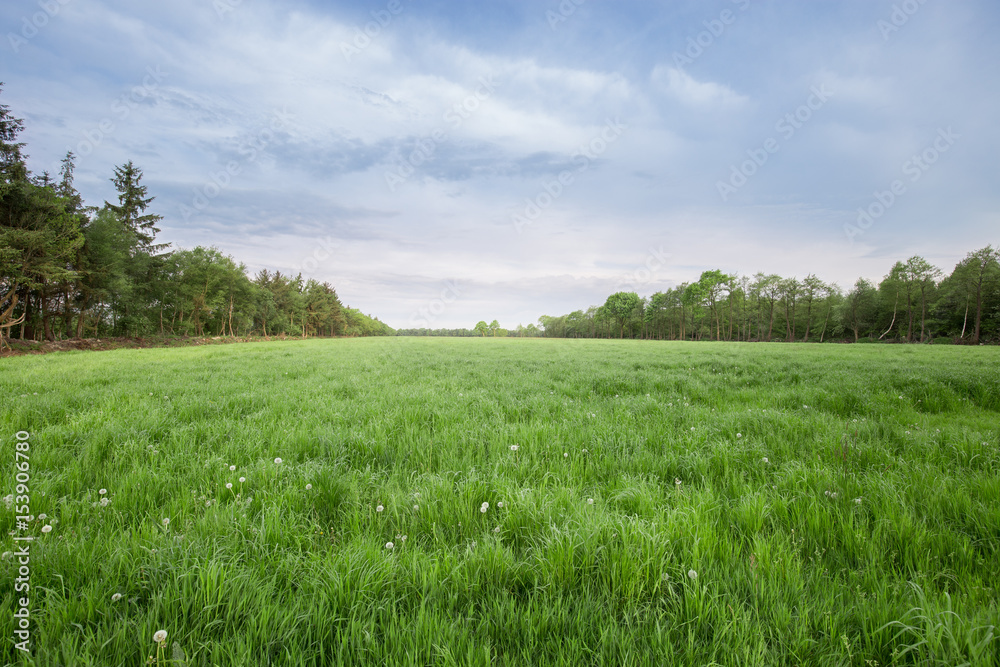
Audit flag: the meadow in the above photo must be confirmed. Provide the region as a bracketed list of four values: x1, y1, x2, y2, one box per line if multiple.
[1, 337, 998, 666]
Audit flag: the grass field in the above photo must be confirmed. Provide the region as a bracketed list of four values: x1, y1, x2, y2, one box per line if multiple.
[2, 338, 998, 666]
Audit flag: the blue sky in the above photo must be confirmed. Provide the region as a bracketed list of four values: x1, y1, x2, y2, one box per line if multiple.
[2, 0, 998, 328]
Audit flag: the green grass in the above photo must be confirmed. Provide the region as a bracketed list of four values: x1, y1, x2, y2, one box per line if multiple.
[1, 338, 998, 666]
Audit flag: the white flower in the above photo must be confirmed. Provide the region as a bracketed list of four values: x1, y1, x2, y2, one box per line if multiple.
[100, 497, 110, 507]
[38, 513, 47, 521]
[376, 505, 384, 512]
[229, 465, 236, 471]
[99, 489, 107, 496]
[226, 483, 233, 490]
[162, 518, 170, 526]
[736, 433, 742, 438]
[687, 569, 698, 580]
[830, 492, 839, 499]
[305, 483, 311, 490]
[111, 593, 122, 602]
[854, 498, 862, 504]
[510, 445, 519, 451]
[690, 427, 695, 431]
[762, 457, 769, 464]
[675, 478, 682, 486]
[582, 448, 588, 453]
[153, 630, 167, 643]
[563, 452, 568, 458]
[274, 458, 282, 464]
[494, 526, 500, 533]
[239, 477, 246, 483]
[385, 542, 394, 550]
[41, 525, 52, 533]
[480, 502, 489, 513]
[587, 498, 594, 505]
[497, 501, 503, 508]
[401, 535, 407, 541]
[413, 504, 419, 510]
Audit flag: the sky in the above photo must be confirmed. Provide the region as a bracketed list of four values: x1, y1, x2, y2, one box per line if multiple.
[2, 0, 998, 329]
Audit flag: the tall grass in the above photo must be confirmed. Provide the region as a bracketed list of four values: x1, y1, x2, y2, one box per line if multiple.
[1, 338, 998, 665]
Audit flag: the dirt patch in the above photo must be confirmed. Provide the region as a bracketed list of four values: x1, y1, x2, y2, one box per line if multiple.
[0, 335, 302, 357]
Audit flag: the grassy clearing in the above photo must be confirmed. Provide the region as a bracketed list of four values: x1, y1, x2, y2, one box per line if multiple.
[1, 338, 998, 666]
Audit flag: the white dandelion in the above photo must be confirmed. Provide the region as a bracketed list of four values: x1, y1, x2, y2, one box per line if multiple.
[153, 630, 167, 644]
[162, 518, 170, 527]
[587, 498, 594, 505]
[385, 541, 394, 550]
[736, 433, 742, 438]
[305, 483, 311, 490]
[229, 465, 236, 471]
[274, 457, 282, 464]
[99, 489, 107, 496]
[497, 501, 503, 508]
[687, 569, 698, 580]
[510, 445, 519, 451]
[762, 457, 769, 464]
[376, 505, 384, 512]
[239, 477, 246, 483]
[226, 483, 233, 490]
[494, 526, 500, 533]
[112, 593, 122, 602]
[41, 525, 52, 533]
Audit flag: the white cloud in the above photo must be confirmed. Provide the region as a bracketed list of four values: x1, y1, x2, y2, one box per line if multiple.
[651, 66, 748, 108]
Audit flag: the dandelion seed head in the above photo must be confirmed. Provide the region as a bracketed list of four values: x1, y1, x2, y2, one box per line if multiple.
[305, 483, 311, 490]
[38, 513, 47, 521]
[687, 569, 698, 580]
[496, 501, 503, 508]
[675, 478, 682, 486]
[229, 465, 236, 471]
[239, 477, 246, 483]
[510, 445, 519, 451]
[226, 483, 233, 489]
[494, 526, 500, 533]
[111, 593, 122, 602]
[41, 525, 52, 533]
[274, 457, 282, 464]
[587, 498, 594, 505]
[162, 518, 170, 526]
[736, 433, 742, 438]
[762, 457, 769, 464]
[376, 505, 384, 512]
[563, 452, 568, 458]
[854, 497, 862, 504]
[413, 504, 419, 510]
[153, 630, 167, 643]
[99, 489, 107, 495]
[385, 541, 394, 550]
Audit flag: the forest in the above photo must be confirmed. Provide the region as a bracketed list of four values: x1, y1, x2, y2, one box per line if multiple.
[535, 257, 1000, 342]
[0, 87, 392, 344]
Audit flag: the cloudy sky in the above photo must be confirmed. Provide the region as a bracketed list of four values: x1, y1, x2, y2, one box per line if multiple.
[3, 0, 998, 329]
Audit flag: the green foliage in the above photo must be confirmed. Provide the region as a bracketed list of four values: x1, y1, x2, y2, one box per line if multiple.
[1, 338, 998, 664]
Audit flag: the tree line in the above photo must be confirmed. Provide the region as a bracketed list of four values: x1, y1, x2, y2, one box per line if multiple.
[538, 252, 1000, 343]
[0, 86, 392, 345]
